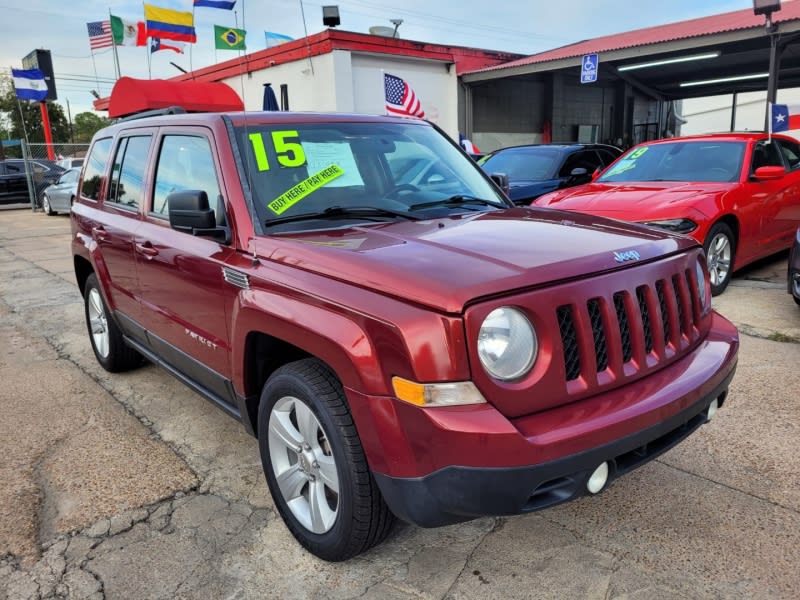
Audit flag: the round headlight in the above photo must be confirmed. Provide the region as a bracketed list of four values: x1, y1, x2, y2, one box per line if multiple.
[695, 258, 708, 309]
[477, 307, 537, 381]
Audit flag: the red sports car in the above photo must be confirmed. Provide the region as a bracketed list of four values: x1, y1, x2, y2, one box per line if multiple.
[535, 133, 800, 295]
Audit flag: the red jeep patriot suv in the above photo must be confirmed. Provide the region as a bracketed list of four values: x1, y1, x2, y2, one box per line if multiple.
[71, 110, 738, 561]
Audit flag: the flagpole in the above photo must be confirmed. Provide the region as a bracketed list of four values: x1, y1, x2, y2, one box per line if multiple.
[147, 38, 152, 79]
[298, 0, 314, 75]
[768, 101, 773, 144]
[189, 6, 195, 78]
[109, 9, 121, 79]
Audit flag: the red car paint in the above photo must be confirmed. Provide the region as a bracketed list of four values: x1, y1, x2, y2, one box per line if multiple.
[535, 133, 800, 274]
[71, 111, 738, 531]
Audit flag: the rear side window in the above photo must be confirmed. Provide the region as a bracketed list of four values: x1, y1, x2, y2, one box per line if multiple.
[107, 136, 152, 209]
[777, 139, 800, 170]
[5, 161, 24, 174]
[81, 137, 113, 200]
[558, 150, 602, 178]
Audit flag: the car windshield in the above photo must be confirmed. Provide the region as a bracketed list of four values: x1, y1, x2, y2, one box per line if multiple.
[234, 121, 508, 231]
[599, 141, 746, 183]
[479, 147, 561, 181]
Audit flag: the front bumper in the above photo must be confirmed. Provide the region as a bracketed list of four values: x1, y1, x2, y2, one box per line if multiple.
[346, 312, 738, 527]
[373, 370, 731, 526]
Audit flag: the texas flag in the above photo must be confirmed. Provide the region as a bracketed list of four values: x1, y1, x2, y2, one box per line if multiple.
[770, 103, 800, 133]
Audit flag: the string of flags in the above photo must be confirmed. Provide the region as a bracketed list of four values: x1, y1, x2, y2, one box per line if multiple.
[84, 1, 295, 55]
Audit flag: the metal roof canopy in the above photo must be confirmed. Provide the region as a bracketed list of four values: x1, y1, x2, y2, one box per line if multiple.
[461, 3, 800, 101]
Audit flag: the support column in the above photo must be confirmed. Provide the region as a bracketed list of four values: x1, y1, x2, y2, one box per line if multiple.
[39, 102, 55, 160]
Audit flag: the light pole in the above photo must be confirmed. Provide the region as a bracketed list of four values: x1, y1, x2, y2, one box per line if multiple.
[754, 0, 782, 129]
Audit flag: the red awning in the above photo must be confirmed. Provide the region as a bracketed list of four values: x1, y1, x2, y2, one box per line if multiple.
[104, 77, 243, 117]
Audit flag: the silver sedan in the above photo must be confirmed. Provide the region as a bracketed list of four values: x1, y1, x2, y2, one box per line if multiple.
[42, 168, 80, 215]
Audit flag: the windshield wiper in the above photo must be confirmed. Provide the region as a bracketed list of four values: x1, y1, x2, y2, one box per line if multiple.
[264, 205, 419, 228]
[408, 195, 505, 211]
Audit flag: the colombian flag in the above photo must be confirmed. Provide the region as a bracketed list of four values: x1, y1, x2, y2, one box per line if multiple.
[144, 4, 196, 43]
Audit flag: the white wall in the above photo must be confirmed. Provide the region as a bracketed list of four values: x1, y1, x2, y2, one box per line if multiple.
[350, 53, 459, 139]
[681, 88, 800, 138]
[220, 53, 338, 112]
[219, 50, 460, 141]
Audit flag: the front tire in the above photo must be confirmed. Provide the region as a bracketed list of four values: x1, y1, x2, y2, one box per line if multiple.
[704, 222, 735, 296]
[42, 194, 54, 216]
[257, 358, 394, 561]
[83, 273, 141, 372]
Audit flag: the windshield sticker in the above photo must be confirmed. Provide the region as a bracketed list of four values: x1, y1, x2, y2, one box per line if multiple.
[628, 147, 649, 159]
[606, 159, 637, 177]
[268, 165, 345, 215]
[301, 142, 364, 187]
[248, 130, 307, 172]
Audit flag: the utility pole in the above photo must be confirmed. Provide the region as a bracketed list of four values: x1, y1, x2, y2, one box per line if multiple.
[66, 99, 74, 144]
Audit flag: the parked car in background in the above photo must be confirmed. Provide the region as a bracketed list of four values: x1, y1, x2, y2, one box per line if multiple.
[478, 143, 621, 204]
[58, 157, 84, 170]
[41, 167, 80, 215]
[789, 228, 800, 306]
[0, 159, 64, 205]
[535, 133, 800, 296]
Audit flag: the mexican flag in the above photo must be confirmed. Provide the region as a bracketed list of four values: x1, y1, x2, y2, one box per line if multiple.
[111, 15, 147, 46]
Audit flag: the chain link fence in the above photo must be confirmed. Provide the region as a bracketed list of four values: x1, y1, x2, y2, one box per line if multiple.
[2, 142, 89, 210]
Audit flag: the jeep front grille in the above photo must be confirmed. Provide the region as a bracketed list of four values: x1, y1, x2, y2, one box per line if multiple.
[558, 269, 700, 382]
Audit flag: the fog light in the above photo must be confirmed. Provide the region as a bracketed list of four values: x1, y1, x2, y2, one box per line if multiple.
[706, 398, 719, 422]
[586, 462, 610, 494]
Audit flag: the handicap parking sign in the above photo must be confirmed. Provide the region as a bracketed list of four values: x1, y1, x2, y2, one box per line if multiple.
[581, 53, 598, 84]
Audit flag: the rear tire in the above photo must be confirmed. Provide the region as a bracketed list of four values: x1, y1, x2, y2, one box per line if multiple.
[83, 273, 141, 372]
[257, 358, 395, 561]
[704, 222, 735, 296]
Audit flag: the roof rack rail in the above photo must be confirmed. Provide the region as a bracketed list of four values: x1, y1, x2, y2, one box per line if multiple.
[116, 106, 187, 122]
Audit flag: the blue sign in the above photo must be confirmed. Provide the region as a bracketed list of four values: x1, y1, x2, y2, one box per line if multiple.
[581, 53, 598, 84]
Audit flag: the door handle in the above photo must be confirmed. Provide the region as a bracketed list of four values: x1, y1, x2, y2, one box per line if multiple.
[91, 225, 108, 240]
[135, 241, 159, 257]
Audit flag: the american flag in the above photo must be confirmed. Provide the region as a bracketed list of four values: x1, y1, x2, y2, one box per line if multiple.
[87, 21, 112, 50]
[384, 73, 425, 119]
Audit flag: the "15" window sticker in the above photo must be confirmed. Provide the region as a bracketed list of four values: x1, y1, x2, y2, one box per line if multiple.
[248, 130, 307, 170]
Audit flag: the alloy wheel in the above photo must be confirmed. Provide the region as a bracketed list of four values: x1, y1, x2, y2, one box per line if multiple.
[268, 396, 340, 534]
[87, 288, 110, 358]
[706, 232, 731, 288]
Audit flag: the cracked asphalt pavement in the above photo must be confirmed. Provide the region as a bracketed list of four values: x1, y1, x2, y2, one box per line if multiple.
[1, 209, 799, 599]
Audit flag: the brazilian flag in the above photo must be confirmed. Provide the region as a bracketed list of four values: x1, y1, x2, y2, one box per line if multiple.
[214, 25, 246, 50]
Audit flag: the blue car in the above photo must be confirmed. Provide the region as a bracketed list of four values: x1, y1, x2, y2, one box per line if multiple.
[479, 143, 621, 205]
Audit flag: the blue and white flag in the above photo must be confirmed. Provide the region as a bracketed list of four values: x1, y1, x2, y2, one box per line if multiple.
[194, 0, 236, 8]
[265, 31, 293, 48]
[11, 68, 48, 101]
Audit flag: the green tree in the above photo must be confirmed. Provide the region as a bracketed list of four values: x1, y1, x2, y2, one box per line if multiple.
[73, 112, 111, 143]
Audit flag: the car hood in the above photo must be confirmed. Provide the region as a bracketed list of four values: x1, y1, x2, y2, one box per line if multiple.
[254, 208, 695, 313]
[535, 181, 733, 216]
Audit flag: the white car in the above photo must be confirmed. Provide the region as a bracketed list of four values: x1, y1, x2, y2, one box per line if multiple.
[41, 168, 80, 215]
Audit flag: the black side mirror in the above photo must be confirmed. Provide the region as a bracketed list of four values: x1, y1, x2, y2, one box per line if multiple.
[167, 190, 230, 243]
[569, 167, 591, 184]
[489, 172, 510, 197]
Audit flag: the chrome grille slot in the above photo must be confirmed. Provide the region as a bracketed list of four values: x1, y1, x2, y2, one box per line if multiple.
[613, 292, 633, 363]
[587, 298, 608, 372]
[557, 305, 581, 381]
[656, 279, 671, 345]
[636, 285, 654, 353]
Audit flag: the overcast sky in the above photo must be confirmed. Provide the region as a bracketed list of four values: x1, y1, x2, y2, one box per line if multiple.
[1, 0, 750, 116]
